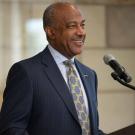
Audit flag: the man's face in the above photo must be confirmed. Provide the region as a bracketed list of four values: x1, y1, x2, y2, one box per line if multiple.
[48, 5, 86, 59]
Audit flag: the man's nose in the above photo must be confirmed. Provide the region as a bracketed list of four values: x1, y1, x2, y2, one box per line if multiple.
[76, 26, 85, 36]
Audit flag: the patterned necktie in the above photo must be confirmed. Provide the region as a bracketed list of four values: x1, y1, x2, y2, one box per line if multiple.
[63, 60, 90, 135]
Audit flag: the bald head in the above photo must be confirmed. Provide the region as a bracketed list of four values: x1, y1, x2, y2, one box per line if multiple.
[43, 2, 80, 30]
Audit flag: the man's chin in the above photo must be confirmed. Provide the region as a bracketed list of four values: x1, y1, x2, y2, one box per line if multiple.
[73, 50, 83, 56]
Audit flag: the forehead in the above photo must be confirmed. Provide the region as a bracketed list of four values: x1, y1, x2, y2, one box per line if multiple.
[55, 5, 85, 24]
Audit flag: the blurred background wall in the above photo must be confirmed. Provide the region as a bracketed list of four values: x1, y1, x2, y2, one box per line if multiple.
[0, 0, 135, 134]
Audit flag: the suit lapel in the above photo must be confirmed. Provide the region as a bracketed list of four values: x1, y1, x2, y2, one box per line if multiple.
[75, 59, 92, 104]
[41, 48, 80, 125]
[75, 59, 97, 130]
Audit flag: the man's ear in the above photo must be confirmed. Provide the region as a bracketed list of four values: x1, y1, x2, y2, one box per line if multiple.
[45, 27, 55, 39]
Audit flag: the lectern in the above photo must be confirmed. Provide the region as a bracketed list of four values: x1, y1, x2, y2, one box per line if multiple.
[108, 124, 135, 135]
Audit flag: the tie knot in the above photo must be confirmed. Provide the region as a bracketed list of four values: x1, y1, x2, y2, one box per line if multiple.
[63, 60, 73, 67]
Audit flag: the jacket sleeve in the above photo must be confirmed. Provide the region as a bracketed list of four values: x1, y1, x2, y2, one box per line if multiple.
[0, 63, 33, 135]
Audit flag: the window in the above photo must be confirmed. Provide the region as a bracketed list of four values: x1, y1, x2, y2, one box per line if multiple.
[25, 19, 48, 56]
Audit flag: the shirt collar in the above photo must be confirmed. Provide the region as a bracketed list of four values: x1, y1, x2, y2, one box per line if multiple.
[48, 45, 75, 65]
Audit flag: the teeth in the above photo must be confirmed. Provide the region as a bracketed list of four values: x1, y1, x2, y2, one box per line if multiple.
[74, 40, 83, 42]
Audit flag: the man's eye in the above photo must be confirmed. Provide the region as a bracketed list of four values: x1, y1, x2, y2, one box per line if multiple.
[81, 23, 85, 28]
[67, 25, 76, 29]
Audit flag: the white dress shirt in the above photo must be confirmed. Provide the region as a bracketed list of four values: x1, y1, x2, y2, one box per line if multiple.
[48, 45, 89, 114]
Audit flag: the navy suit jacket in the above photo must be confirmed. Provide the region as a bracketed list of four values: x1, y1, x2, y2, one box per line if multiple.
[0, 47, 104, 135]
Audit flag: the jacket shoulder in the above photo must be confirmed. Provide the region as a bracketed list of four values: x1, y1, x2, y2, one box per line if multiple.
[75, 59, 96, 74]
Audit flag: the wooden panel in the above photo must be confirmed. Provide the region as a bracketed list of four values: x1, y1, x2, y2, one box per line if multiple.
[108, 124, 135, 135]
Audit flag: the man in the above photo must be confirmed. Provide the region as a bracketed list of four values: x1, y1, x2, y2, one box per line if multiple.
[0, 2, 105, 135]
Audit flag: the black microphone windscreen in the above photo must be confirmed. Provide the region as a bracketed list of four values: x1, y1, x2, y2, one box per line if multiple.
[103, 54, 115, 65]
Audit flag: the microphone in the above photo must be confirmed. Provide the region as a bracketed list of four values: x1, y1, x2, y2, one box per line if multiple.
[103, 54, 132, 83]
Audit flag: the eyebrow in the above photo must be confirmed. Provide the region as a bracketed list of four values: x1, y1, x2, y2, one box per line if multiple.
[66, 19, 86, 25]
[82, 19, 85, 23]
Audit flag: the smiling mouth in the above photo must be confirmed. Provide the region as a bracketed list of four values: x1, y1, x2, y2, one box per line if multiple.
[72, 40, 84, 45]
